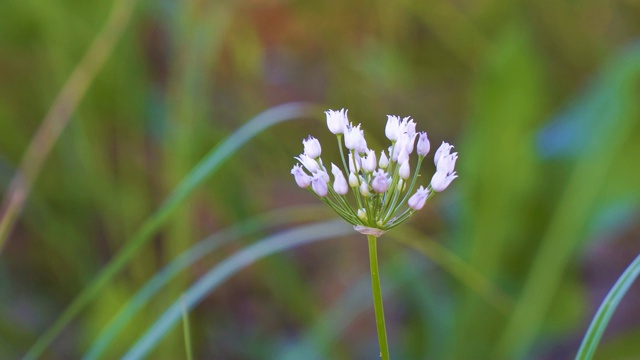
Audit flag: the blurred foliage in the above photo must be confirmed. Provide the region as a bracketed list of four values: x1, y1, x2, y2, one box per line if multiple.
[1, 0, 640, 359]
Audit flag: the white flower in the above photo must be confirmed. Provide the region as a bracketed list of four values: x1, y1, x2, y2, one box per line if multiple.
[295, 154, 320, 173]
[371, 169, 389, 193]
[408, 186, 430, 210]
[417, 132, 430, 156]
[399, 160, 410, 180]
[291, 164, 311, 188]
[331, 163, 349, 195]
[361, 150, 377, 173]
[379, 151, 389, 169]
[385, 115, 401, 141]
[400, 117, 416, 139]
[431, 153, 458, 192]
[325, 109, 348, 134]
[397, 147, 409, 165]
[434, 142, 454, 166]
[302, 136, 322, 159]
[348, 172, 359, 187]
[344, 123, 364, 150]
[359, 181, 370, 196]
[311, 172, 328, 197]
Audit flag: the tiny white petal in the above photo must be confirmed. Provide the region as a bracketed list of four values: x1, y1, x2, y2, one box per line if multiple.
[295, 154, 320, 173]
[359, 181, 370, 196]
[385, 115, 401, 141]
[379, 151, 389, 169]
[431, 169, 458, 192]
[344, 123, 364, 150]
[348, 172, 359, 187]
[362, 150, 377, 173]
[434, 142, 453, 166]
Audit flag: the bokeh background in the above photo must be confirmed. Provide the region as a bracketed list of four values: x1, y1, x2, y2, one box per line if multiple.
[1, 0, 640, 358]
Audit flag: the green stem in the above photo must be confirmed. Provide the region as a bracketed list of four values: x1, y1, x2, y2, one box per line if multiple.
[367, 234, 390, 360]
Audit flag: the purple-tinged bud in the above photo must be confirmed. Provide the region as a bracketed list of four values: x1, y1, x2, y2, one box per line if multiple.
[291, 164, 311, 188]
[371, 169, 389, 193]
[325, 109, 348, 134]
[303, 136, 322, 159]
[311, 172, 328, 197]
[431, 152, 458, 192]
[408, 186, 430, 210]
[331, 163, 349, 195]
[417, 132, 430, 156]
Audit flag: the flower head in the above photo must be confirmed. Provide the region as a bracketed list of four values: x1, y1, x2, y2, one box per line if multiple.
[292, 109, 458, 236]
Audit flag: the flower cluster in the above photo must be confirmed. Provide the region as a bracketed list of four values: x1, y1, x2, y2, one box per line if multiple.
[291, 109, 458, 236]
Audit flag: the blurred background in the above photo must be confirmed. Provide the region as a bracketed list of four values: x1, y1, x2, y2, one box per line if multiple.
[1, 0, 640, 358]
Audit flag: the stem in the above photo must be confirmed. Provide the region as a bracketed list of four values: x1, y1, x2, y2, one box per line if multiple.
[367, 234, 390, 360]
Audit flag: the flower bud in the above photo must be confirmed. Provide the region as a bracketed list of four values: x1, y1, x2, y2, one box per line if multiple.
[311, 172, 328, 197]
[417, 132, 430, 156]
[431, 153, 458, 192]
[348, 153, 361, 174]
[408, 186, 430, 210]
[331, 163, 349, 195]
[399, 160, 410, 180]
[344, 123, 363, 150]
[371, 169, 389, 193]
[397, 179, 404, 191]
[348, 172, 359, 187]
[359, 181, 370, 196]
[325, 109, 348, 134]
[379, 151, 389, 169]
[361, 150, 377, 173]
[302, 136, 322, 159]
[385, 115, 401, 141]
[434, 142, 454, 166]
[357, 209, 367, 221]
[290, 164, 311, 188]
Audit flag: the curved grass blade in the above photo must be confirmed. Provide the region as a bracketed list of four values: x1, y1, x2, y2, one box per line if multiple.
[24, 102, 318, 360]
[122, 220, 351, 359]
[389, 228, 514, 315]
[575, 253, 640, 360]
[82, 205, 332, 360]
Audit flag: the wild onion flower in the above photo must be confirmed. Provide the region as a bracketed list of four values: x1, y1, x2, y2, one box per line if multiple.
[290, 109, 458, 360]
[291, 109, 458, 237]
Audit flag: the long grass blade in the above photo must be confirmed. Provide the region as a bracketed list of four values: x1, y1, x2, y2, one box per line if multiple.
[82, 205, 331, 360]
[575, 253, 640, 360]
[24, 102, 317, 360]
[122, 220, 351, 359]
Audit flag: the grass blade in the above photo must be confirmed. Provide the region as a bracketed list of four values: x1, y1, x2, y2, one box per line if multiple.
[24, 102, 317, 360]
[122, 220, 352, 359]
[575, 253, 640, 360]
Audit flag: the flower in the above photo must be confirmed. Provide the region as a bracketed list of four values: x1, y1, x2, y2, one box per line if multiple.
[417, 132, 430, 156]
[361, 150, 377, 173]
[292, 109, 458, 234]
[311, 172, 328, 197]
[399, 160, 410, 180]
[408, 186, 430, 210]
[371, 169, 389, 193]
[291, 164, 311, 188]
[431, 152, 458, 192]
[434, 142, 454, 166]
[344, 123, 364, 150]
[303, 136, 322, 159]
[385, 115, 401, 141]
[331, 163, 349, 195]
[325, 109, 348, 134]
